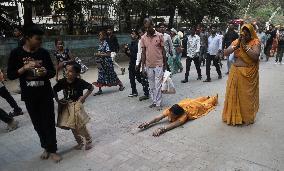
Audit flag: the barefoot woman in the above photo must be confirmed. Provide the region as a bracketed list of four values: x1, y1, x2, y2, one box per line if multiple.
[138, 95, 218, 136]
[223, 24, 260, 126]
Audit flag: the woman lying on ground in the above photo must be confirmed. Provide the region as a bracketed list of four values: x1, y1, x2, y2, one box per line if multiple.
[138, 95, 218, 136]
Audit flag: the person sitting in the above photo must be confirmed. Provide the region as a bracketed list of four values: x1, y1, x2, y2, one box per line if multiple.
[138, 95, 218, 136]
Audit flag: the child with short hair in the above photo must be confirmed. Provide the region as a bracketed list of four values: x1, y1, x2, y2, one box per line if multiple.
[53, 61, 94, 150]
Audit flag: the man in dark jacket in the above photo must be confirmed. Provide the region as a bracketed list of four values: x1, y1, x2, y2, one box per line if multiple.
[223, 25, 239, 74]
[107, 28, 125, 75]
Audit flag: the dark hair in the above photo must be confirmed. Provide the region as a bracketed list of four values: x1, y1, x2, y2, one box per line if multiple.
[144, 17, 154, 26]
[14, 26, 23, 33]
[242, 26, 251, 33]
[107, 26, 114, 30]
[99, 30, 107, 40]
[158, 22, 167, 28]
[169, 104, 185, 116]
[55, 37, 64, 46]
[66, 61, 81, 74]
[23, 24, 44, 38]
[131, 29, 140, 39]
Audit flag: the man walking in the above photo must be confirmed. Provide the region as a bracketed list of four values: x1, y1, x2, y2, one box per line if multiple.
[181, 28, 202, 83]
[275, 26, 284, 64]
[198, 27, 209, 66]
[159, 23, 173, 71]
[204, 26, 222, 82]
[223, 25, 238, 74]
[264, 24, 277, 61]
[106, 27, 126, 75]
[141, 18, 166, 110]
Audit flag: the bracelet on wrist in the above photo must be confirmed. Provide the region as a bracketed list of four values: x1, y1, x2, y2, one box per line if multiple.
[245, 47, 251, 52]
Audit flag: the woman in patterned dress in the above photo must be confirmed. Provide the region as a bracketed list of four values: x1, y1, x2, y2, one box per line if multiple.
[169, 28, 183, 74]
[93, 31, 125, 95]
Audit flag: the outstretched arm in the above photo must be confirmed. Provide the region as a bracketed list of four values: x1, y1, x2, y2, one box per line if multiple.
[152, 119, 186, 137]
[138, 113, 166, 129]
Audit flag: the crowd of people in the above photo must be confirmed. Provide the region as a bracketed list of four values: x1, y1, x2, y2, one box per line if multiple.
[1, 17, 283, 163]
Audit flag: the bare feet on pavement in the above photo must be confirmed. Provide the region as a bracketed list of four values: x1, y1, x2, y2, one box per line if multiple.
[50, 153, 62, 163]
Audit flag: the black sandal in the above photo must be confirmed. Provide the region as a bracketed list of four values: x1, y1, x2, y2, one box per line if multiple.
[93, 90, 103, 96]
[119, 86, 125, 91]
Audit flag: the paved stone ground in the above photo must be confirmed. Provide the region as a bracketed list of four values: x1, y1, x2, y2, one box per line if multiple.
[0, 58, 283, 171]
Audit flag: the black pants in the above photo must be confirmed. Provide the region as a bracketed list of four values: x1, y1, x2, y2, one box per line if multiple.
[24, 95, 57, 153]
[0, 86, 21, 112]
[0, 108, 12, 124]
[129, 65, 138, 94]
[199, 46, 207, 66]
[206, 54, 222, 79]
[264, 44, 272, 61]
[133, 66, 149, 96]
[276, 46, 284, 62]
[185, 57, 202, 79]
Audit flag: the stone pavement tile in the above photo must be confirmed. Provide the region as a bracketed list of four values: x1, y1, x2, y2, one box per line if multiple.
[135, 165, 152, 171]
[116, 162, 135, 171]
[209, 156, 277, 171]
[86, 148, 112, 161]
[93, 151, 134, 170]
[125, 155, 161, 171]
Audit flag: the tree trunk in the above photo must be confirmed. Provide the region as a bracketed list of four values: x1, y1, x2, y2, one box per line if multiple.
[125, 11, 131, 32]
[168, 6, 175, 29]
[65, 0, 75, 35]
[23, 0, 33, 26]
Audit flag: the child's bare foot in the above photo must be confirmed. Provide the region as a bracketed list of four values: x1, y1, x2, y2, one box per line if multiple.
[50, 153, 62, 163]
[74, 144, 84, 150]
[40, 150, 49, 160]
[85, 143, 93, 150]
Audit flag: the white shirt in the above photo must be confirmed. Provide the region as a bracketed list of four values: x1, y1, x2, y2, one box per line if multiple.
[136, 39, 142, 66]
[187, 34, 200, 58]
[163, 33, 174, 55]
[208, 34, 222, 55]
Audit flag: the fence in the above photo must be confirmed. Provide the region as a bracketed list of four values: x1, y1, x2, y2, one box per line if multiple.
[0, 34, 132, 68]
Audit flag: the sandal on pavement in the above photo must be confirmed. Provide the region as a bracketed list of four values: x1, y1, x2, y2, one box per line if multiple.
[119, 86, 125, 91]
[93, 90, 103, 96]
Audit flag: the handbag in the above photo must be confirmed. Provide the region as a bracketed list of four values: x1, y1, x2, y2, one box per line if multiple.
[161, 71, 176, 94]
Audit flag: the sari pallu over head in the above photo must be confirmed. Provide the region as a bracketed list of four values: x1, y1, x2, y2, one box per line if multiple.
[231, 24, 260, 65]
[222, 23, 260, 126]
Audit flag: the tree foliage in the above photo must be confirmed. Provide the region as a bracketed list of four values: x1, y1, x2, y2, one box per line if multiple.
[115, 0, 238, 30]
[235, 0, 284, 24]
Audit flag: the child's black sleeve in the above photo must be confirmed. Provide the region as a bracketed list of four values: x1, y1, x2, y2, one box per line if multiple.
[81, 79, 93, 91]
[53, 80, 63, 92]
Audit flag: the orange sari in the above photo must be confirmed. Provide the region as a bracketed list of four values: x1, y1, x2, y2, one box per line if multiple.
[222, 24, 260, 125]
[163, 95, 218, 123]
